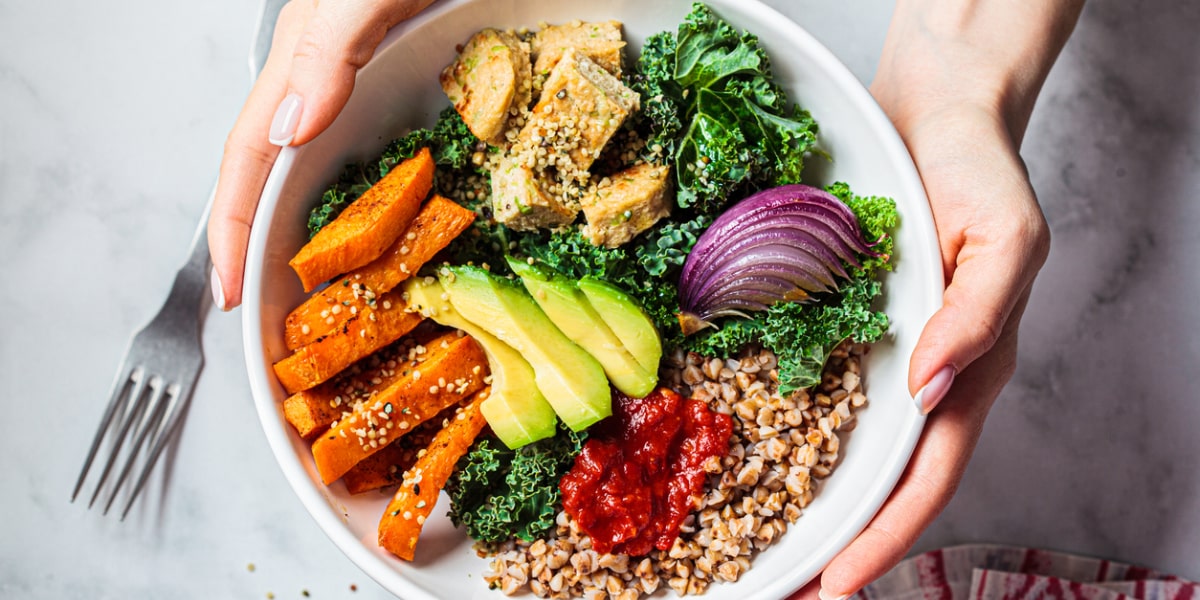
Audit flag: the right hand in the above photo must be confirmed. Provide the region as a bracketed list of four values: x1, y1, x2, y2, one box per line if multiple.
[792, 1, 1087, 596]
[208, 0, 435, 310]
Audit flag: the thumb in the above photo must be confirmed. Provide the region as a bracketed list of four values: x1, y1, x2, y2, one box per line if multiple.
[269, 0, 436, 147]
[908, 206, 1049, 412]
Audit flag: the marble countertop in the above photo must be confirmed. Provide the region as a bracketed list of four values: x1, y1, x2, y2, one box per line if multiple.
[2, 1, 1197, 598]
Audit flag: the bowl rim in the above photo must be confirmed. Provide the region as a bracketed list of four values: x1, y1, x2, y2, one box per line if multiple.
[242, 0, 939, 598]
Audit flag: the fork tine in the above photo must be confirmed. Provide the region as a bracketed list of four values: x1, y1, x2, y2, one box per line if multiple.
[120, 381, 195, 521]
[102, 377, 171, 516]
[85, 368, 152, 508]
[71, 364, 137, 503]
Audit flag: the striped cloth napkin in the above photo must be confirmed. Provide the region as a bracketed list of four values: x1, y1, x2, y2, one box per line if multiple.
[853, 545, 1197, 600]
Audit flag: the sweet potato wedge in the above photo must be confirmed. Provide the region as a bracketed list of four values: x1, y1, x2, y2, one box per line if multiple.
[378, 389, 490, 561]
[310, 332, 489, 484]
[284, 195, 477, 350]
[281, 325, 445, 439]
[272, 290, 422, 395]
[289, 147, 434, 292]
[341, 405, 449, 494]
[283, 343, 408, 440]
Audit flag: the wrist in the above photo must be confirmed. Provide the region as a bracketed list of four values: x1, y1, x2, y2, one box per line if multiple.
[873, 0, 1084, 145]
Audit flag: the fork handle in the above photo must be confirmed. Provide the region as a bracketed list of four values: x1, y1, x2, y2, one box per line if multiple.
[162, 185, 217, 324]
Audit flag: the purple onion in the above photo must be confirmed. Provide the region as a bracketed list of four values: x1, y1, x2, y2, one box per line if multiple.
[677, 184, 881, 335]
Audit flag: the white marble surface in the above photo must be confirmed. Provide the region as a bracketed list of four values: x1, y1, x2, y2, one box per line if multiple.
[2, 1, 1197, 598]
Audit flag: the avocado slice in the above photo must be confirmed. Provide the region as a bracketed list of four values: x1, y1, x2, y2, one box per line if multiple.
[402, 277, 557, 448]
[509, 258, 657, 398]
[577, 276, 663, 375]
[438, 266, 612, 431]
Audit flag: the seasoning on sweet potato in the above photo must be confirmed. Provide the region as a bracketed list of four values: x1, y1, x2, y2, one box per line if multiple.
[341, 405, 450, 494]
[288, 147, 434, 292]
[281, 326, 445, 439]
[272, 289, 422, 395]
[309, 332, 489, 485]
[378, 389, 490, 561]
[284, 195, 477, 350]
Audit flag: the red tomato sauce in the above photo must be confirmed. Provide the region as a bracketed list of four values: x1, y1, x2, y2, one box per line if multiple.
[559, 387, 733, 556]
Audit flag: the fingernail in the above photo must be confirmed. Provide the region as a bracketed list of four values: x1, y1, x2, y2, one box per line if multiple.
[211, 265, 228, 312]
[818, 590, 848, 600]
[268, 92, 303, 146]
[913, 365, 955, 415]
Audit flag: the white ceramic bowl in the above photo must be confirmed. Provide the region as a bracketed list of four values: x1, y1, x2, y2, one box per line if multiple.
[243, 1, 941, 598]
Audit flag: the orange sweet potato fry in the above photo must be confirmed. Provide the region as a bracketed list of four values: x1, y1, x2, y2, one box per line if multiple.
[272, 290, 422, 395]
[378, 389, 490, 561]
[310, 332, 488, 485]
[281, 326, 445, 439]
[341, 406, 448, 495]
[284, 195, 476, 350]
[289, 147, 434, 292]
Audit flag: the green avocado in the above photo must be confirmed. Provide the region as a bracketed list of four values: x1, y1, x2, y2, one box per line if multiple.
[401, 276, 557, 448]
[438, 266, 612, 431]
[509, 258, 657, 398]
[577, 276, 663, 375]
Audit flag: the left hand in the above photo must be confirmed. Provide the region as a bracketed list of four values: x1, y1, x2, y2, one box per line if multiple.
[208, 0, 434, 310]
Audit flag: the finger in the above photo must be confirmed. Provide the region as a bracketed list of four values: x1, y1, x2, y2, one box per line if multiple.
[273, 0, 436, 147]
[815, 288, 1031, 599]
[900, 109, 1050, 404]
[789, 578, 820, 600]
[208, 1, 315, 309]
[907, 210, 1045, 409]
[907, 161, 1048, 410]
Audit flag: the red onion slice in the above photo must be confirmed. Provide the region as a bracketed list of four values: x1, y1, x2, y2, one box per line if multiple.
[678, 184, 880, 335]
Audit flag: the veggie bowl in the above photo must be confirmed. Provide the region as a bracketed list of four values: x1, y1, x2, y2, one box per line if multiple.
[241, 0, 942, 598]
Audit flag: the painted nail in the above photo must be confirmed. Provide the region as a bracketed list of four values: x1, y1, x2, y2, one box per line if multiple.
[211, 265, 228, 312]
[818, 590, 848, 600]
[913, 365, 955, 415]
[268, 92, 303, 146]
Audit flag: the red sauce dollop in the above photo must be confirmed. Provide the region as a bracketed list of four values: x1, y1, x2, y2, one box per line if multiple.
[559, 387, 732, 556]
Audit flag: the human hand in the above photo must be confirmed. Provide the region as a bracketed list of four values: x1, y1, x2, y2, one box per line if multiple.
[791, 1, 1083, 598]
[208, 0, 435, 310]
[791, 103, 1045, 600]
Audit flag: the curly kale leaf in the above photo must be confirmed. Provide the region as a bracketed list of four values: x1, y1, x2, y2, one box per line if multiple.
[446, 426, 587, 543]
[674, 89, 758, 212]
[635, 214, 711, 278]
[631, 2, 820, 215]
[306, 107, 483, 238]
[674, 5, 769, 90]
[378, 106, 483, 176]
[682, 183, 898, 393]
[825, 181, 899, 276]
[629, 32, 684, 160]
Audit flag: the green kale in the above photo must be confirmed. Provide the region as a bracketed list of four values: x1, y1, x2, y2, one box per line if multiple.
[682, 183, 898, 393]
[630, 3, 819, 216]
[629, 32, 684, 160]
[376, 106, 482, 177]
[306, 107, 484, 238]
[445, 425, 587, 544]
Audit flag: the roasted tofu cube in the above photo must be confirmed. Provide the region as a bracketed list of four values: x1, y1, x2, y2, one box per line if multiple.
[440, 28, 532, 146]
[516, 48, 639, 182]
[581, 162, 673, 248]
[491, 155, 579, 231]
[532, 20, 625, 78]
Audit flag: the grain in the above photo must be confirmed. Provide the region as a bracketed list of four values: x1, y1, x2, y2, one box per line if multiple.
[481, 342, 870, 598]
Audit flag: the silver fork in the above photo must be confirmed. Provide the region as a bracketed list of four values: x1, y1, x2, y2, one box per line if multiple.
[71, 196, 212, 519]
[70, 0, 288, 520]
